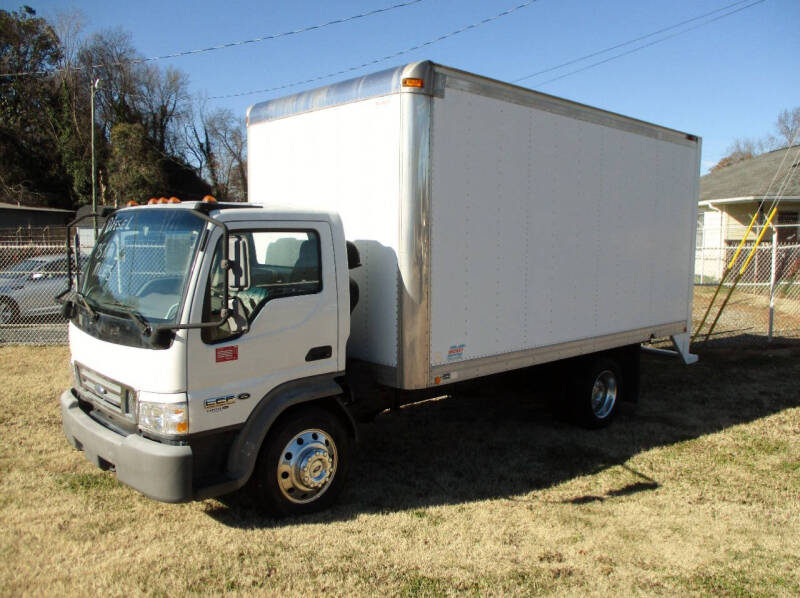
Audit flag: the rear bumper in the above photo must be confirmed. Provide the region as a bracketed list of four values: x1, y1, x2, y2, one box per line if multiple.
[60, 389, 193, 502]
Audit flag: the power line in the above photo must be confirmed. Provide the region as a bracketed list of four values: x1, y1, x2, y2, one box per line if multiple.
[138, 0, 425, 63]
[512, 0, 758, 84]
[0, 0, 426, 79]
[210, 0, 540, 100]
[526, 0, 766, 88]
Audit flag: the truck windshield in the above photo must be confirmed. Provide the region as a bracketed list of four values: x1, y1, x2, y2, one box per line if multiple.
[81, 210, 205, 325]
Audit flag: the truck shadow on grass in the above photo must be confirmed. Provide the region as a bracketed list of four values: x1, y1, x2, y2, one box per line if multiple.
[207, 337, 800, 528]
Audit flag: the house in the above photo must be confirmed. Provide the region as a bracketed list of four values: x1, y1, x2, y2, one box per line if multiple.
[696, 145, 800, 281]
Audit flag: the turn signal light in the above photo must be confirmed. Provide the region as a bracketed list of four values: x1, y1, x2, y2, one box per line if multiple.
[202, 195, 217, 203]
[402, 77, 424, 88]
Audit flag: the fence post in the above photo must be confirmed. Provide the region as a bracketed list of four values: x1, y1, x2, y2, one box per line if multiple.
[769, 229, 777, 341]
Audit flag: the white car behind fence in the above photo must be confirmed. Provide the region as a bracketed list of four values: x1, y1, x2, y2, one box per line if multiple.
[0, 252, 85, 344]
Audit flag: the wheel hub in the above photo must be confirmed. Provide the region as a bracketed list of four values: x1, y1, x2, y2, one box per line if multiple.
[590, 370, 618, 419]
[277, 429, 337, 504]
[298, 447, 332, 489]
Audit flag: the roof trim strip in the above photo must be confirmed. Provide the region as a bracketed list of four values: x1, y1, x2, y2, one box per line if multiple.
[247, 61, 433, 126]
[437, 65, 697, 148]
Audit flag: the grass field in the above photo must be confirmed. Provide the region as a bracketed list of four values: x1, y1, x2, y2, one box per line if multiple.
[1, 337, 799, 597]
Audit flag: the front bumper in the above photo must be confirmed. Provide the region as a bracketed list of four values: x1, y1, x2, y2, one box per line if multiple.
[60, 389, 193, 502]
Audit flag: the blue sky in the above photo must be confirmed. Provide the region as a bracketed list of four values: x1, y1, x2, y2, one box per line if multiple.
[13, 0, 800, 173]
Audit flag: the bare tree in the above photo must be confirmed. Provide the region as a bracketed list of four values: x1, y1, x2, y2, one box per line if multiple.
[183, 98, 222, 195]
[208, 108, 247, 201]
[183, 101, 247, 201]
[775, 107, 800, 148]
[709, 138, 757, 173]
[139, 64, 189, 154]
[78, 29, 143, 129]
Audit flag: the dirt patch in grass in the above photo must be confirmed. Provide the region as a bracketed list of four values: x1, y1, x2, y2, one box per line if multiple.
[1, 330, 799, 595]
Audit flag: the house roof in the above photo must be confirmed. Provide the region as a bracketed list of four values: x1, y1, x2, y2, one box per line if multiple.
[0, 202, 74, 214]
[700, 145, 800, 202]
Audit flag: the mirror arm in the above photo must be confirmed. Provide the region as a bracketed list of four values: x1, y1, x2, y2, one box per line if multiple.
[152, 310, 230, 333]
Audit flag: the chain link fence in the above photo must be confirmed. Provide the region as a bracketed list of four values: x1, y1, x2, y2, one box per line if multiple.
[694, 221, 800, 340]
[0, 241, 72, 344]
[0, 226, 68, 245]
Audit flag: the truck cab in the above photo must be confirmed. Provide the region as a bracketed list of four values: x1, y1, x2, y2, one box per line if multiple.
[61, 200, 357, 515]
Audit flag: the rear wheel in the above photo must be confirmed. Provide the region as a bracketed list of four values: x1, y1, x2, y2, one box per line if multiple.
[0, 298, 19, 325]
[250, 406, 350, 516]
[570, 357, 622, 429]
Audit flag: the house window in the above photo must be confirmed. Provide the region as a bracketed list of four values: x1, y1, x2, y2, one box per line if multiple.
[777, 212, 799, 244]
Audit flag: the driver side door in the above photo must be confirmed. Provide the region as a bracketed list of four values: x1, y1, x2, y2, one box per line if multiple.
[184, 221, 340, 434]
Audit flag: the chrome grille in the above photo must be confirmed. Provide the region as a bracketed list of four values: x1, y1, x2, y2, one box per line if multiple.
[75, 364, 133, 415]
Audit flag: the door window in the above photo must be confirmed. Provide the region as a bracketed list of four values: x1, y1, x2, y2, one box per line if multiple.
[203, 230, 322, 343]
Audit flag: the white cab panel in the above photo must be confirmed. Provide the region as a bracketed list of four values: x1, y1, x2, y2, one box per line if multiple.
[69, 322, 187, 392]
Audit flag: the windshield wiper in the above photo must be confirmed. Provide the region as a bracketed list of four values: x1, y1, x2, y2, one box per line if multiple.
[106, 302, 153, 337]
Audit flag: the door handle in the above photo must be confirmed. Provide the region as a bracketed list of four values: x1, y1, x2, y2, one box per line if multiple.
[305, 346, 332, 361]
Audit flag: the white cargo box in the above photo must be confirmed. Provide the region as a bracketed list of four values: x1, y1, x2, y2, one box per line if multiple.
[247, 61, 700, 390]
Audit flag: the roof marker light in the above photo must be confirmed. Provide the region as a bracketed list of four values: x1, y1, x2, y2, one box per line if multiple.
[158, 197, 169, 204]
[147, 198, 159, 205]
[402, 77, 424, 88]
[202, 195, 217, 203]
[126, 200, 138, 207]
[168, 196, 181, 203]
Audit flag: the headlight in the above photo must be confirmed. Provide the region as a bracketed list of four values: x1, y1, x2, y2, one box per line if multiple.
[137, 393, 189, 436]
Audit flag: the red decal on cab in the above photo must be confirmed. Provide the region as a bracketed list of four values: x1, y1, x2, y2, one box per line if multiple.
[215, 346, 238, 363]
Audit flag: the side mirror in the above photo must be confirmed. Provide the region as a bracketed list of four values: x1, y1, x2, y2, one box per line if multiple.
[227, 235, 250, 291]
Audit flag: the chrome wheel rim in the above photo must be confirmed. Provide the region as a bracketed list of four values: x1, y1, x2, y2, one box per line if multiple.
[277, 428, 337, 504]
[590, 370, 618, 419]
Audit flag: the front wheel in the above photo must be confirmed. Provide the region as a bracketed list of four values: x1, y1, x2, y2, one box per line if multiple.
[249, 406, 350, 516]
[569, 357, 623, 429]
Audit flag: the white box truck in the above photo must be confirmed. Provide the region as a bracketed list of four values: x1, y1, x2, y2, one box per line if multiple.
[59, 61, 700, 516]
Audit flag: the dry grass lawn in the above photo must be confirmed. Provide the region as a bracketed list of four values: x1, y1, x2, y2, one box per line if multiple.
[1, 337, 799, 596]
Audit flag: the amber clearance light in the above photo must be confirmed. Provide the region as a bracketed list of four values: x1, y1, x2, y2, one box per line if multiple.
[402, 77, 424, 88]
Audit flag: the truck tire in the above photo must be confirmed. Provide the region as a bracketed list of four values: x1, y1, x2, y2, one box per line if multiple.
[249, 406, 350, 516]
[570, 356, 623, 429]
